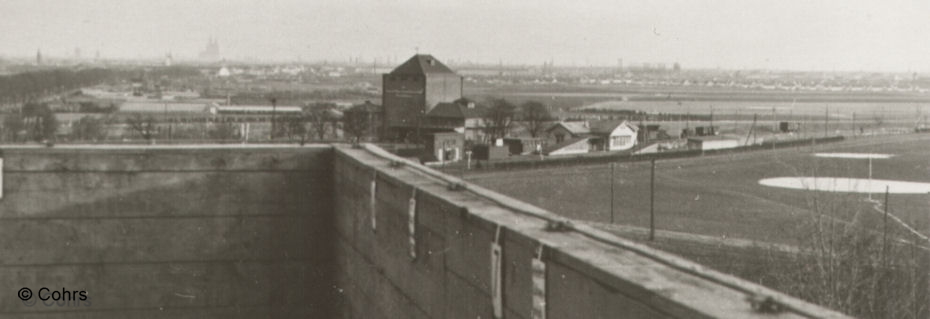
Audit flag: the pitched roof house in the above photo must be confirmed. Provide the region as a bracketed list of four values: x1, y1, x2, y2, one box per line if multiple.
[546, 121, 590, 144]
[589, 121, 639, 151]
[426, 98, 486, 141]
[544, 120, 639, 155]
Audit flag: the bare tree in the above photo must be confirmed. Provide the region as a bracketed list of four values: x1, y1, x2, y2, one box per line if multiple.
[127, 113, 157, 141]
[306, 102, 336, 140]
[343, 110, 370, 144]
[282, 114, 308, 144]
[208, 121, 238, 141]
[1, 114, 25, 142]
[328, 109, 342, 138]
[22, 102, 59, 142]
[748, 163, 930, 319]
[481, 98, 516, 142]
[72, 116, 108, 141]
[519, 100, 553, 138]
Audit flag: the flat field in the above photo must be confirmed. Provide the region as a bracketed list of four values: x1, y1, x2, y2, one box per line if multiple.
[465, 134, 930, 245]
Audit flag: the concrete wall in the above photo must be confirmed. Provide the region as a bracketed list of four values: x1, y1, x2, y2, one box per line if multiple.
[0, 146, 337, 318]
[331, 145, 848, 319]
[0, 144, 846, 318]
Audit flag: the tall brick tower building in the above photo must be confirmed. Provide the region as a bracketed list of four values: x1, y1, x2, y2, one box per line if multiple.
[382, 54, 463, 140]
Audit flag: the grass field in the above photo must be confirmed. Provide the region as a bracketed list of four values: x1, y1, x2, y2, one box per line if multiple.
[465, 134, 930, 245]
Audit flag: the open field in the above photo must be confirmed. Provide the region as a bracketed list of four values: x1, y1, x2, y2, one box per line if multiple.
[465, 133, 930, 245]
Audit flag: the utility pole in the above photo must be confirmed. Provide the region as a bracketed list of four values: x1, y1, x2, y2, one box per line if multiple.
[745, 114, 758, 145]
[772, 107, 778, 149]
[685, 104, 690, 131]
[734, 108, 740, 130]
[164, 102, 169, 141]
[824, 105, 829, 138]
[772, 107, 777, 132]
[881, 186, 890, 267]
[709, 105, 715, 135]
[868, 156, 873, 200]
[649, 158, 656, 241]
[270, 97, 277, 141]
[610, 163, 615, 224]
[852, 112, 857, 137]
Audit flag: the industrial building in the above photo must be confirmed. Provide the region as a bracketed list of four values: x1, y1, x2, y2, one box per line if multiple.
[382, 54, 463, 141]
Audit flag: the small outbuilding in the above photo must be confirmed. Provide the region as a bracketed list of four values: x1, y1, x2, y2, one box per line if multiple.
[687, 136, 740, 151]
[425, 132, 465, 163]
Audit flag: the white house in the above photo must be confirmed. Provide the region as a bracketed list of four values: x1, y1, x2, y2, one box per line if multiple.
[590, 121, 639, 151]
[543, 120, 639, 155]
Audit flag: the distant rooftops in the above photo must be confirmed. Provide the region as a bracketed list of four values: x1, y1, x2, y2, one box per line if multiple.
[554, 121, 591, 135]
[686, 135, 737, 141]
[548, 120, 639, 136]
[346, 100, 381, 113]
[207, 105, 302, 115]
[389, 54, 456, 75]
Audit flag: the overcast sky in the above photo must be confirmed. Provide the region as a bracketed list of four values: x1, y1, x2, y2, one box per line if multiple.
[1, 0, 928, 72]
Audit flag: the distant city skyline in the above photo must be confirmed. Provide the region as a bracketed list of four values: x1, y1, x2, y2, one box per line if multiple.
[2, 0, 929, 72]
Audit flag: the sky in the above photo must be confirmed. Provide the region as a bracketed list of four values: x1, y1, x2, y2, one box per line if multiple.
[1, 0, 929, 72]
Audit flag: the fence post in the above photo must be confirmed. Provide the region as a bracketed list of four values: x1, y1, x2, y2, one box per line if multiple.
[491, 226, 503, 319]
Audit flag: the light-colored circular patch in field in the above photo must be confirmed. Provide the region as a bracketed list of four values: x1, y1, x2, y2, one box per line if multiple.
[759, 177, 930, 194]
[814, 153, 894, 159]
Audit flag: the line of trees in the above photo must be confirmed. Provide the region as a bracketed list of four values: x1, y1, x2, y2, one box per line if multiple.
[210, 89, 377, 106]
[0, 102, 59, 142]
[273, 102, 342, 144]
[0, 68, 117, 110]
[0, 96, 556, 145]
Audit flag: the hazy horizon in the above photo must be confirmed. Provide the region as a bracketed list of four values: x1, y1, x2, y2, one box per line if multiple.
[2, 0, 929, 72]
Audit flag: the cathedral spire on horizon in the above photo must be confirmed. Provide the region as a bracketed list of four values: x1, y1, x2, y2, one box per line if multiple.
[199, 37, 221, 61]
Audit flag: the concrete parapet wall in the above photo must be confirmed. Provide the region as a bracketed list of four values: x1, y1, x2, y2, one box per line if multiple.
[0, 144, 847, 318]
[0, 146, 337, 318]
[332, 145, 849, 319]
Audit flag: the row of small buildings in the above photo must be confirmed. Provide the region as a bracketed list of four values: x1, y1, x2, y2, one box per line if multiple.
[345, 54, 645, 160]
[341, 54, 744, 163]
